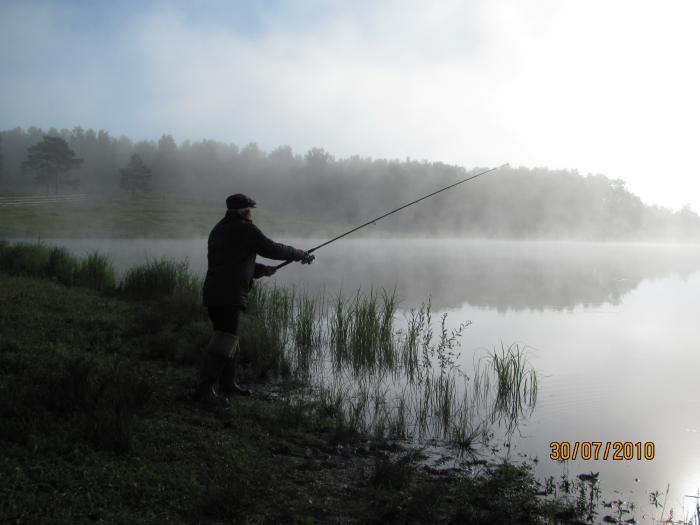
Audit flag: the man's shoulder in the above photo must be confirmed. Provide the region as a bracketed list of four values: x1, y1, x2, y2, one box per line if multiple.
[224, 216, 265, 239]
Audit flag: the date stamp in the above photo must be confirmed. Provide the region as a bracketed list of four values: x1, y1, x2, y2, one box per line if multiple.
[549, 441, 655, 461]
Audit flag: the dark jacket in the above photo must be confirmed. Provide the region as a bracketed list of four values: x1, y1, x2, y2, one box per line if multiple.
[202, 211, 302, 308]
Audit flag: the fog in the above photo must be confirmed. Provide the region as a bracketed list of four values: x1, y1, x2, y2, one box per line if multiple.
[27, 237, 700, 312]
[2, 127, 700, 241]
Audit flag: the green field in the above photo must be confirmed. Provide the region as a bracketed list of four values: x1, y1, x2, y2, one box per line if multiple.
[0, 194, 350, 239]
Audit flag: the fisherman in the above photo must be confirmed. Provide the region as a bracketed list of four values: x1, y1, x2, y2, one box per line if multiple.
[195, 193, 314, 404]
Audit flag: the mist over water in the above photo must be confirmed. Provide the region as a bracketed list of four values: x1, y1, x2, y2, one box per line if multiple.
[32, 236, 700, 519]
[41, 237, 700, 310]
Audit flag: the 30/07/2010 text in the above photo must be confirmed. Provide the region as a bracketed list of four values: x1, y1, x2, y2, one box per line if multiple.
[549, 441, 655, 461]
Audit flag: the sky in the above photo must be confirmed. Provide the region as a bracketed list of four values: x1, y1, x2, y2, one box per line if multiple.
[1, 0, 699, 212]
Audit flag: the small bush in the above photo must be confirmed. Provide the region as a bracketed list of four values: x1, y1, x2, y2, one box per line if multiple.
[121, 257, 201, 302]
[47, 246, 79, 285]
[0, 242, 51, 276]
[75, 251, 116, 291]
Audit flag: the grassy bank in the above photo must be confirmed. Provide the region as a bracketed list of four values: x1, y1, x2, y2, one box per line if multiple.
[0, 240, 539, 449]
[0, 195, 350, 239]
[0, 241, 597, 524]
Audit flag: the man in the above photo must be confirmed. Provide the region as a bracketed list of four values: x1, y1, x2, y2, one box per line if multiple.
[195, 193, 314, 404]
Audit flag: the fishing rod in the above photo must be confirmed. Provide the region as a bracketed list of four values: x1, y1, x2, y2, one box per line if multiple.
[275, 163, 509, 270]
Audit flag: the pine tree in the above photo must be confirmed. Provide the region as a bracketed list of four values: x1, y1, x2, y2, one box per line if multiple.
[22, 136, 83, 194]
[120, 153, 152, 197]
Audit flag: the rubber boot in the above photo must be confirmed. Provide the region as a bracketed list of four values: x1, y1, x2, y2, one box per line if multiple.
[220, 357, 252, 397]
[194, 350, 226, 405]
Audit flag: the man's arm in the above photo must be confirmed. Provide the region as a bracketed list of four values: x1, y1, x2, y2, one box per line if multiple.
[244, 223, 308, 261]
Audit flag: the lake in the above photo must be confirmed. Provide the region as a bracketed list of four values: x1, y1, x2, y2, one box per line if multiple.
[42, 237, 700, 521]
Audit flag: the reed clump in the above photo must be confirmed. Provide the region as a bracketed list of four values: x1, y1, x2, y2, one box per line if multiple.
[0, 241, 52, 276]
[0, 241, 117, 292]
[328, 289, 398, 374]
[46, 246, 79, 285]
[121, 257, 200, 302]
[0, 242, 200, 304]
[75, 251, 116, 291]
[245, 280, 538, 452]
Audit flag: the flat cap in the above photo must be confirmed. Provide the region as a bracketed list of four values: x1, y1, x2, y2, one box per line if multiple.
[226, 193, 257, 210]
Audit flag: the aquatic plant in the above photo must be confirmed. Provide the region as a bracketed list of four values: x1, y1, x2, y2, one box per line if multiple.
[486, 343, 538, 430]
[244, 278, 539, 451]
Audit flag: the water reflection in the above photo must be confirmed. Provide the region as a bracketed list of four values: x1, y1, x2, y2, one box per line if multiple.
[273, 239, 700, 311]
[34, 238, 700, 311]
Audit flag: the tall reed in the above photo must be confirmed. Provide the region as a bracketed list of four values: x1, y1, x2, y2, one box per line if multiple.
[121, 257, 200, 302]
[246, 280, 538, 452]
[0, 241, 116, 291]
[75, 251, 116, 291]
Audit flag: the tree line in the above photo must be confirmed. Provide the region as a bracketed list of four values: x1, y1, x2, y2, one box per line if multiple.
[1, 125, 698, 240]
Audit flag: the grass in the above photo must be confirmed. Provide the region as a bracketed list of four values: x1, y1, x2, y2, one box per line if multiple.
[76, 251, 116, 291]
[0, 241, 116, 291]
[121, 257, 201, 301]
[488, 343, 538, 429]
[370, 451, 418, 490]
[0, 194, 353, 239]
[0, 255, 608, 523]
[0, 240, 539, 450]
[0, 240, 198, 304]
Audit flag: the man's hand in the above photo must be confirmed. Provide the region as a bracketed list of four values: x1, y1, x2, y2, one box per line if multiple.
[300, 252, 315, 265]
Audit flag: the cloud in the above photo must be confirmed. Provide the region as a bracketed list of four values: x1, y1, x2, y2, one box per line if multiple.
[1, 0, 699, 210]
[123, 1, 531, 160]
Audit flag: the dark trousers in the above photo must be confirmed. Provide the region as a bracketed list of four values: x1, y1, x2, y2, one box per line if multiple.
[198, 306, 243, 393]
[207, 305, 242, 334]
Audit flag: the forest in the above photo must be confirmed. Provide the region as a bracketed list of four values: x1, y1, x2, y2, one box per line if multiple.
[1, 126, 699, 240]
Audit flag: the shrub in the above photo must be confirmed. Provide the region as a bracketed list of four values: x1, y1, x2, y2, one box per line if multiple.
[121, 258, 201, 303]
[0, 242, 51, 276]
[47, 246, 79, 286]
[75, 251, 116, 291]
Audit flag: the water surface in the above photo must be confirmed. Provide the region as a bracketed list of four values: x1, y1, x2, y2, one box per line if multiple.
[44, 237, 700, 520]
